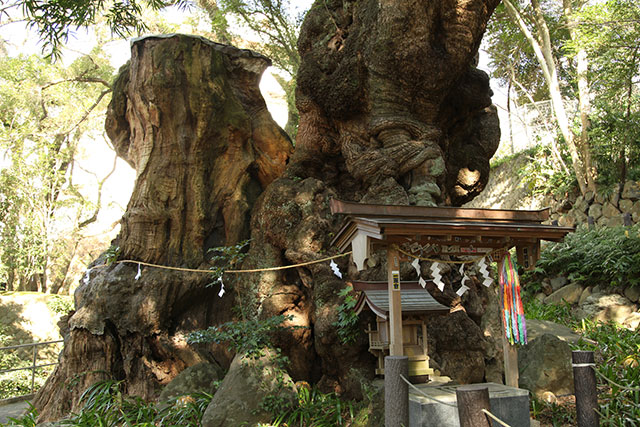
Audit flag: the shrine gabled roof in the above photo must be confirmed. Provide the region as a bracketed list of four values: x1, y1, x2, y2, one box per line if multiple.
[330, 198, 574, 252]
[352, 281, 449, 319]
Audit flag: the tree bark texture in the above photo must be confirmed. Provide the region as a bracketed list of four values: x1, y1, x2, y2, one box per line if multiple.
[243, 0, 501, 396]
[36, 0, 503, 419]
[33, 34, 292, 421]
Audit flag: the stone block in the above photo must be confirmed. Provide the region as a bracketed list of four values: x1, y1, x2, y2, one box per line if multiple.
[579, 287, 593, 306]
[550, 276, 568, 291]
[545, 283, 583, 305]
[584, 191, 595, 204]
[602, 202, 621, 219]
[619, 199, 634, 213]
[519, 334, 574, 398]
[595, 192, 606, 204]
[408, 383, 530, 427]
[624, 286, 640, 303]
[622, 181, 640, 200]
[588, 203, 603, 219]
[577, 294, 638, 324]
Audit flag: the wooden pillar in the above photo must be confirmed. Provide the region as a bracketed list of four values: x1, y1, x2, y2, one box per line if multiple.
[573, 350, 599, 427]
[384, 355, 409, 427]
[456, 386, 492, 427]
[503, 336, 519, 387]
[387, 246, 403, 356]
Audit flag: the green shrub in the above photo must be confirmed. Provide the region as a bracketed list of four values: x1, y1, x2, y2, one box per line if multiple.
[333, 286, 360, 345]
[574, 320, 640, 426]
[46, 294, 74, 315]
[534, 225, 640, 288]
[271, 386, 356, 427]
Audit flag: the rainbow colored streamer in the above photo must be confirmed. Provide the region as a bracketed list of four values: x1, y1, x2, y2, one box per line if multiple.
[499, 253, 527, 345]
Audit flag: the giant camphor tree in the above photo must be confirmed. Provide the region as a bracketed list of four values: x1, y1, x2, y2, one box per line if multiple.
[31, 0, 503, 421]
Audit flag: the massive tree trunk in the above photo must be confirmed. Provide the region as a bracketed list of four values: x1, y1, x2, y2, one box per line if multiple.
[34, 34, 292, 421]
[36, 0, 502, 420]
[241, 0, 502, 393]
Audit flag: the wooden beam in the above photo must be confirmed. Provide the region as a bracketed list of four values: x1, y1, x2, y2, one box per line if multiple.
[387, 247, 403, 356]
[503, 335, 519, 387]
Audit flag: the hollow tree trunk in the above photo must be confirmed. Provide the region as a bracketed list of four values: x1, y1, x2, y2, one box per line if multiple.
[33, 35, 292, 421]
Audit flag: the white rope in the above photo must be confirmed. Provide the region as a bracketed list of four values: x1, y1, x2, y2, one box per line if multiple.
[481, 409, 512, 427]
[399, 375, 458, 408]
[572, 363, 596, 368]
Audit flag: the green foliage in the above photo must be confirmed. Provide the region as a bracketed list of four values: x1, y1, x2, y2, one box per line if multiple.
[517, 145, 576, 197]
[535, 225, 640, 288]
[0, 52, 116, 292]
[46, 294, 74, 315]
[271, 386, 356, 427]
[104, 245, 122, 265]
[207, 239, 250, 285]
[523, 298, 577, 328]
[530, 396, 576, 426]
[5, 403, 38, 427]
[8, 0, 188, 59]
[575, 320, 640, 426]
[187, 314, 297, 359]
[332, 286, 360, 345]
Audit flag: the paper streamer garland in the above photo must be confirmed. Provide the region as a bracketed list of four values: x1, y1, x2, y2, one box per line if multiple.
[430, 262, 444, 292]
[477, 257, 493, 287]
[330, 260, 342, 279]
[411, 258, 421, 276]
[217, 277, 225, 297]
[135, 263, 142, 281]
[499, 253, 527, 345]
[456, 264, 470, 296]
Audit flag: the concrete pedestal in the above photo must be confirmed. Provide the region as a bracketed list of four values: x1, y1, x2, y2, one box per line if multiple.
[408, 382, 530, 427]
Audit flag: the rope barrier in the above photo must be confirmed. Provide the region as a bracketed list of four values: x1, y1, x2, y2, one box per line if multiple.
[399, 375, 458, 408]
[481, 409, 512, 427]
[393, 245, 508, 265]
[91, 251, 353, 275]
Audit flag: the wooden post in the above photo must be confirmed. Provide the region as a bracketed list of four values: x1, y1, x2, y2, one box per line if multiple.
[388, 247, 403, 356]
[503, 335, 519, 387]
[456, 385, 492, 427]
[573, 350, 599, 427]
[384, 356, 409, 427]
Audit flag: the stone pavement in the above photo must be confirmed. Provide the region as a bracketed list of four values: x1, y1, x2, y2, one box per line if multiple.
[0, 400, 30, 425]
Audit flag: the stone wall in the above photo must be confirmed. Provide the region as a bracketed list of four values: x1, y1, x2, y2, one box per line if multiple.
[548, 181, 640, 228]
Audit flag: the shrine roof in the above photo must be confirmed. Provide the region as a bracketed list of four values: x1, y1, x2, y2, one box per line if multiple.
[352, 281, 449, 319]
[330, 198, 574, 252]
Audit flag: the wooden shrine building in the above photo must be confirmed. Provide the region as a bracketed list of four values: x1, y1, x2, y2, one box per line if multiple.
[330, 198, 574, 386]
[353, 280, 448, 378]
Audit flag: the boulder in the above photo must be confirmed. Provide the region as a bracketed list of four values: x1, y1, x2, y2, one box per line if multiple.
[525, 319, 584, 345]
[622, 312, 640, 330]
[588, 203, 603, 220]
[622, 181, 640, 200]
[578, 287, 593, 306]
[602, 202, 621, 219]
[544, 283, 583, 305]
[518, 334, 574, 399]
[576, 294, 638, 324]
[549, 276, 568, 292]
[619, 199, 634, 214]
[201, 350, 297, 427]
[624, 286, 640, 303]
[159, 362, 224, 402]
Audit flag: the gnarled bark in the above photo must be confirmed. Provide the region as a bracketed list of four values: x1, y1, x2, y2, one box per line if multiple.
[34, 34, 292, 421]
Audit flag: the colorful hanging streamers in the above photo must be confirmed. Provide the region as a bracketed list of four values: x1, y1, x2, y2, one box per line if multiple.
[499, 253, 527, 345]
[430, 262, 444, 292]
[330, 260, 343, 279]
[477, 257, 493, 287]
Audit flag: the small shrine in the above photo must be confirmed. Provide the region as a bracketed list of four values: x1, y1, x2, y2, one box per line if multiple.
[330, 198, 574, 386]
[352, 281, 448, 378]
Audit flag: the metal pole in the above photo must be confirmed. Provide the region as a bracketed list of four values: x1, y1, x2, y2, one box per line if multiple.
[456, 385, 492, 427]
[572, 350, 599, 427]
[31, 343, 37, 394]
[385, 356, 409, 427]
